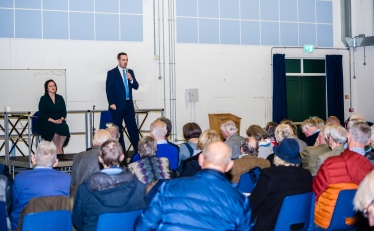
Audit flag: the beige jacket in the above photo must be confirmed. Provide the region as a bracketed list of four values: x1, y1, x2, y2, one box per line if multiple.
[300, 144, 330, 176]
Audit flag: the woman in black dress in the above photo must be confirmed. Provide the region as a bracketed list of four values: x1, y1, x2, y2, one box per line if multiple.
[38, 80, 70, 155]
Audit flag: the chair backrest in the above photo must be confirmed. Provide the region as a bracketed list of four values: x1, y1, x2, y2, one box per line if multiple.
[31, 111, 39, 135]
[99, 111, 113, 129]
[21, 210, 72, 231]
[0, 201, 7, 231]
[274, 192, 315, 231]
[96, 209, 142, 231]
[237, 173, 254, 193]
[327, 189, 357, 230]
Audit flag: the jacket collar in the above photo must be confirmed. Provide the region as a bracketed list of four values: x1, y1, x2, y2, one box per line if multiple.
[195, 169, 228, 181]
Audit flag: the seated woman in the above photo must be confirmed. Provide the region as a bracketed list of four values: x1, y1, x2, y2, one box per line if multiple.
[179, 129, 220, 177]
[246, 124, 273, 159]
[265, 122, 278, 146]
[267, 123, 295, 166]
[250, 138, 312, 231]
[38, 79, 70, 155]
[128, 136, 171, 186]
[178, 122, 202, 168]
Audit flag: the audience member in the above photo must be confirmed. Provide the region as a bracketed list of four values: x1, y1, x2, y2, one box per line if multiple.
[367, 124, 374, 165]
[354, 170, 374, 227]
[179, 129, 220, 177]
[10, 141, 70, 230]
[220, 120, 244, 159]
[300, 125, 331, 176]
[150, 120, 179, 171]
[246, 124, 273, 159]
[157, 116, 180, 151]
[313, 117, 325, 130]
[280, 119, 307, 151]
[136, 141, 251, 230]
[314, 125, 347, 173]
[128, 136, 171, 186]
[73, 140, 148, 231]
[250, 138, 312, 231]
[228, 137, 270, 183]
[267, 123, 298, 166]
[313, 122, 374, 229]
[178, 122, 202, 167]
[265, 122, 278, 146]
[0, 174, 11, 231]
[301, 119, 320, 146]
[326, 116, 340, 126]
[105, 125, 120, 141]
[71, 130, 112, 196]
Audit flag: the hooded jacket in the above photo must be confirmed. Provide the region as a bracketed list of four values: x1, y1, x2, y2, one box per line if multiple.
[72, 170, 148, 231]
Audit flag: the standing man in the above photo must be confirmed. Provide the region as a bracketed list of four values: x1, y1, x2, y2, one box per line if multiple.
[106, 52, 139, 159]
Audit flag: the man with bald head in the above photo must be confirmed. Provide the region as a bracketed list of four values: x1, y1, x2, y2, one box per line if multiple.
[71, 129, 112, 196]
[229, 137, 270, 183]
[136, 141, 251, 230]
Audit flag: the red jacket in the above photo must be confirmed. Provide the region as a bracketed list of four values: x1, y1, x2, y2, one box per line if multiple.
[313, 149, 374, 200]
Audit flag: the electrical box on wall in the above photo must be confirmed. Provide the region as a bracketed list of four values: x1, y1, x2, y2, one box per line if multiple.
[185, 89, 199, 103]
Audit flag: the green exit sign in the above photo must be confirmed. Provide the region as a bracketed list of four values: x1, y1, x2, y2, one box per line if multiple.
[304, 44, 314, 53]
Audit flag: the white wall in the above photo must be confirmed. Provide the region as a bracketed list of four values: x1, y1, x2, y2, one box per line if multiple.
[0, 0, 362, 154]
[350, 0, 374, 123]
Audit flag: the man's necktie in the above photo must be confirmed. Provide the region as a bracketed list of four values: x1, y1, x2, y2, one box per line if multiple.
[123, 69, 130, 99]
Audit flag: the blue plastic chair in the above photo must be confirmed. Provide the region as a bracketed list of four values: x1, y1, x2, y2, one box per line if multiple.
[99, 111, 114, 129]
[21, 210, 72, 231]
[96, 209, 143, 231]
[315, 189, 357, 231]
[237, 173, 254, 193]
[0, 201, 7, 231]
[274, 192, 315, 231]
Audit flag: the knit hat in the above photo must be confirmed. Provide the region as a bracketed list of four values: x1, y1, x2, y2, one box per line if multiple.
[273, 138, 301, 164]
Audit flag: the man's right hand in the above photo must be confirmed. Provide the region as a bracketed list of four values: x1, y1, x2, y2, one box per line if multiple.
[110, 104, 116, 110]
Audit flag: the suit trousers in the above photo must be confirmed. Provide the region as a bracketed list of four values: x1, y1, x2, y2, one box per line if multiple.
[110, 101, 139, 158]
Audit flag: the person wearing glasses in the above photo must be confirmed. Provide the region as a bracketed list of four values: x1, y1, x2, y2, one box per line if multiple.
[314, 125, 347, 174]
[354, 170, 374, 227]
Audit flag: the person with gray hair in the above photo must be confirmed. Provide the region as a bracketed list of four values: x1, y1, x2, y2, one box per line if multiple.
[301, 119, 320, 146]
[228, 137, 270, 183]
[150, 120, 179, 172]
[10, 141, 71, 230]
[128, 136, 171, 185]
[220, 120, 244, 159]
[136, 141, 251, 230]
[71, 129, 112, 196]
[354, 170, 374, 227]
[300, 125, 331, 176]
[105, 125, 120, 141]
[313, 122, 374, 229]
[314, 125, 347, 174]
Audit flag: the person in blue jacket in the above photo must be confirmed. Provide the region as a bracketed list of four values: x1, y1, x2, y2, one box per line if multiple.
[136, 141, 252, 230]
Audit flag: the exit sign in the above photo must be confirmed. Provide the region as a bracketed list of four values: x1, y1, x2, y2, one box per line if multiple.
[304, 44, 314, 53]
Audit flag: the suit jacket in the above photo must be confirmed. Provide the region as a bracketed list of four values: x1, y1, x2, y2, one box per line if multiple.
[250, 166, 312, 231]
[229, 155, 270, 183]
[106, 67, 139, 110]
[71, 146, 101, 192]
[300, 144, 330, 176]
[314, 145, 345, 175]
[224, 133, 244, 159]
[304, 132, 319, 146]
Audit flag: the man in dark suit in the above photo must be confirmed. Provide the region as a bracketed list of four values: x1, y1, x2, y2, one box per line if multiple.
[106, 52, 139, 158]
